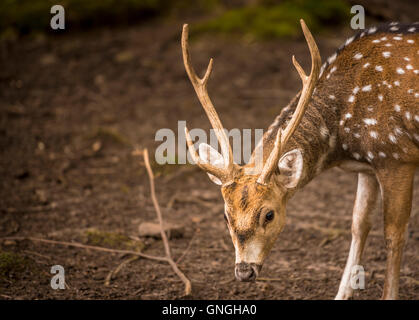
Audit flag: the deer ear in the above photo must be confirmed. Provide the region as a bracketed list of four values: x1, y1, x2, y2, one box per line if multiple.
[277, 149, 303, 189]
[199, 143, 224, 185]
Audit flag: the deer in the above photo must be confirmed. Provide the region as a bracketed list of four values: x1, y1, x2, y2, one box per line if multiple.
[180, 20, 419, 299]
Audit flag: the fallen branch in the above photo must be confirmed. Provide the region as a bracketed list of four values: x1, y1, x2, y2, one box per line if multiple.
[141, 148, 192, 296]
[105, 256, 139, 286]
[1, 236, 167, 262]
[175, 229, 198, 264]
[1, 148, 192, 297]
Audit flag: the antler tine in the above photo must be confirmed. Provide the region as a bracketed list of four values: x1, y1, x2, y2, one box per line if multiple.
[280, 19, 321, 149]
[181, 24, 234, 172]
[184, 127, 228, 179]
[257, 19, 321, 185]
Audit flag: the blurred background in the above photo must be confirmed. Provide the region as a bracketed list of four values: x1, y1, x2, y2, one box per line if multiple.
[0, 0, 418, 299]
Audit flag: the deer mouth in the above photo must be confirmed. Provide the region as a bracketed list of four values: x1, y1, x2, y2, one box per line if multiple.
[235, 262, 262, 282]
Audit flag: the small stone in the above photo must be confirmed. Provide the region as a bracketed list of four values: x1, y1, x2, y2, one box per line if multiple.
[138, 222, 184, 239]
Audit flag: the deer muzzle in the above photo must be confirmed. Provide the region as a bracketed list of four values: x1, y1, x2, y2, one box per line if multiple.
[235, 262, 262, 282]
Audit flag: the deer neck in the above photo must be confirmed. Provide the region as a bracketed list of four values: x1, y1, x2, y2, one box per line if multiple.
[262, 92, 341, 190]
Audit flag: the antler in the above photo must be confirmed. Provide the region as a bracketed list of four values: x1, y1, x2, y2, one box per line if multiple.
[257, 19, 321, 185]
[182, 24, 235, 182]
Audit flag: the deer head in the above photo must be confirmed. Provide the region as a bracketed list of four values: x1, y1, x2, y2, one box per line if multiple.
[182, 20, 321, 281]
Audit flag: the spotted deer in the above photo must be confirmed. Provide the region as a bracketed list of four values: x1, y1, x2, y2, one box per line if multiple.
[181, 20, 418, 299]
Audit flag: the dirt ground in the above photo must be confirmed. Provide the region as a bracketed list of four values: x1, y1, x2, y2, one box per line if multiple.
[0, 10, 418, 299]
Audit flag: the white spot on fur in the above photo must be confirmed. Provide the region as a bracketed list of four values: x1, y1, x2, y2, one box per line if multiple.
[345, 113, 352, 119]
[361, 84, 371, 92]
[375, 65, 383, 72]
[345, 36, 355, 45]
[389, 134, 397, 143]
[353, 153, 361, 160]
[353, 133, 361, 138]
[396, 67, 405, 74]
[378, 152, 387, 158]
[319, 63, 326, 77]
[407, 39, 415, 44]
[328, 53, 337, 64]
[363, 62, 370, 68]
[370, 131, 378, 139]
[367, 151, 374, 159]
[394, 80, 400, 86]
[342, 144, 348, 150]
[405, 111, 412, 120]
[378, 94, 383, 101]
[408, 27, 416, 32]
[363, 118, 377, 125]
[352, 86, 360, 94]
[415, 115, 419, 122]
[382, 51, 391, 58]
[406, 64, 414, 70]
[394, 104, 401, 112]
[348, 95, 355, 103]
[393, 36, 402, 40]
[393, 153, 400, 159]
[372, 39, 380, 43]
[390, 26, 399, 31]
[344, 127, 350, 133]
[385, 43, 392, 47]
[368, 27, 377, 34]
[354, 53, 363, 60]
[329, 95, 335, 100]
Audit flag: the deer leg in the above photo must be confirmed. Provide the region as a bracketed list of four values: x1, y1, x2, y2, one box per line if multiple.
[376, 165, 415, 300]
[335, 172, 379, 300]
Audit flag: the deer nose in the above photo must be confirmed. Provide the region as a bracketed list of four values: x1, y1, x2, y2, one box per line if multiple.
[235, 262, 259, 282]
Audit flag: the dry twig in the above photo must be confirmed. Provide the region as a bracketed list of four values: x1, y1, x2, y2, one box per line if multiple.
[175, 229, 198, 264]
[105, 256, 140, 286]
[1, 236, 167, 262]
[1, 148, 192, 297]
[141, 148, 192, 296]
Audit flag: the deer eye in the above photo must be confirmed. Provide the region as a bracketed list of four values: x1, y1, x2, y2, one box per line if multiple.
[265, 210, 275, 222]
